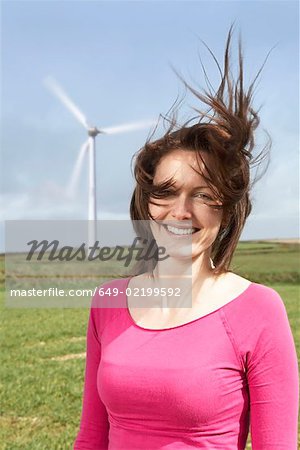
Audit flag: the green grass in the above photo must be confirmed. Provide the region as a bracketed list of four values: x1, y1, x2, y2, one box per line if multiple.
[1, 242, 299, 449]
[231, 241, 299, 283]
[0, 290, 89, 449]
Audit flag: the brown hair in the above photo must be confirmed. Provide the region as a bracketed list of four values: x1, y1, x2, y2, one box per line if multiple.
[129, 27, 270, 275]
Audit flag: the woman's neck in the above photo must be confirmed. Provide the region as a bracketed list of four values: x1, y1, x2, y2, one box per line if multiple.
[147, 251, 218, 309]
[151, 250, 214, 280]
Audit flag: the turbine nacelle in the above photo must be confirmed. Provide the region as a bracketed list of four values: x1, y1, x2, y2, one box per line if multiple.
[88, 127, 101, 137]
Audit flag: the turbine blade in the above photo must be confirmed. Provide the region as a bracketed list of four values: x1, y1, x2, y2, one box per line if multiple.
[44, 76, 89, 129]
[100, 119, 156, 135]
[66, 139, 89, 198]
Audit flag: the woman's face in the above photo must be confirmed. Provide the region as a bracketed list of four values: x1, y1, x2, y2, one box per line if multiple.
[148, 149, 224, 261]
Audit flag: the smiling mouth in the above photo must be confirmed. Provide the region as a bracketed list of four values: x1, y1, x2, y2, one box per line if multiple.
[162, 224, 200, 236]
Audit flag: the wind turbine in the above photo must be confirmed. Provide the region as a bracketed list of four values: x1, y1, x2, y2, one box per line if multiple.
[44, 76, 155, 247]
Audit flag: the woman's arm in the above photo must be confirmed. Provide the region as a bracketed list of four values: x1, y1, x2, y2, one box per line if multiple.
[247, 290, 299, 449]
[73, 307, 109, 450]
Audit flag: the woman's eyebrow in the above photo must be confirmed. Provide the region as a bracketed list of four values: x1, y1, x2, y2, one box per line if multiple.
[153, 182, 211, 190]
[192, 185, 211, 190]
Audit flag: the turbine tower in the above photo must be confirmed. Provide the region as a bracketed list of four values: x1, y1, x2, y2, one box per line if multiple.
[44, 76, 155, 247]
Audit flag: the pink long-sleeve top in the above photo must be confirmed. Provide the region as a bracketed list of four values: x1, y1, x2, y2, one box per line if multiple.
[73, 277, 299, 449]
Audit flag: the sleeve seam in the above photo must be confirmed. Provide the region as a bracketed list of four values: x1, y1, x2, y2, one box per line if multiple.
[100, 309, 125, 340]
[219, 308, 246, 373]
[90, 303, 125, 343]
[97, 278, 129, 340]
[90, 307, 101, 345]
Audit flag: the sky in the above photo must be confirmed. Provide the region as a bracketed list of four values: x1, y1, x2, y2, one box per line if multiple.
[1, 0, 299, 251]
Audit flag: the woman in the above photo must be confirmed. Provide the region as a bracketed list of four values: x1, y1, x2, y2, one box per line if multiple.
[74, 29, 299, 449]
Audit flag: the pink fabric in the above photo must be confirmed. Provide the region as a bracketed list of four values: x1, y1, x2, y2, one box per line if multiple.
[74, 277, 299, 449]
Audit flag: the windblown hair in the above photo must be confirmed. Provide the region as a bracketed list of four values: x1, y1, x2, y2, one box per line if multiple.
[129, 27, 270, 275]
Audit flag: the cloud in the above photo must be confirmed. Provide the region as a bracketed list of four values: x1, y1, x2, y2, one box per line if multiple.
[0, 181, 129, 221]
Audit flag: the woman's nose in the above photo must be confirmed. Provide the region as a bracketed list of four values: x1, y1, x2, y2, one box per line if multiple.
[170, 195, 192, 220]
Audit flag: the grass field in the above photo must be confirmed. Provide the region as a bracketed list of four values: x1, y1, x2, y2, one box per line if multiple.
[1, 241, 299, 449]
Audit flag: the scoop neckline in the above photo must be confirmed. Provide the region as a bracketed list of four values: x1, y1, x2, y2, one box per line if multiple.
[124, 276, 254, 332]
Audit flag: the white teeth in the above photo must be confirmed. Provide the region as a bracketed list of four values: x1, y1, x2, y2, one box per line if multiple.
[166, 225, 197, 235]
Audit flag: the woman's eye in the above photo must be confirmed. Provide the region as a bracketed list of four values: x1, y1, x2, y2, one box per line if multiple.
[195, 193, 213, 201]
[160, 190, 176, 197]
[194, 192, 223, 209]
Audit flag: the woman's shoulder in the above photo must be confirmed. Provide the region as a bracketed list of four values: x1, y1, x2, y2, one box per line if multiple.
[89, 277, 130, 332]
[224, 272, 284, 305]
[214, 272, 280, 309]
[221, 274, 293, 364]
[222, 272, 288, 330]
[91, 277, 130, 304]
